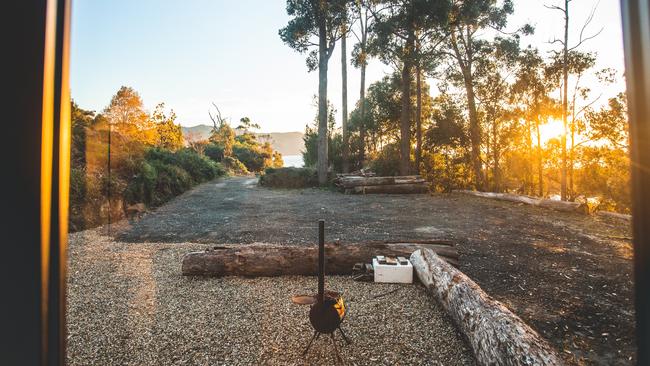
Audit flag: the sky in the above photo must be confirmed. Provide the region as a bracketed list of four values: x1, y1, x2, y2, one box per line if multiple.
[70, 0, 626, 133]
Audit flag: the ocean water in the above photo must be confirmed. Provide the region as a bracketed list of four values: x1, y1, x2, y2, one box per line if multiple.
[283, 155, 304, 168]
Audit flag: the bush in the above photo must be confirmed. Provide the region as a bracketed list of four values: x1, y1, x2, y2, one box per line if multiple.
[123, 160, 157, 205]
[222, 156, 249, 175]
[259, 167, 318, 188]
[145, 147, 223, 183]
[369, 143, 403, 176]
[233, 145, 270, 172]
[204, 143, 224, 162]
[149, 161, 192, 205]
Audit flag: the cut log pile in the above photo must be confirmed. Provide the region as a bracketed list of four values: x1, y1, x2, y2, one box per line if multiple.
[334, 174, 428, 194]
[410, 248, 562, 365]
[181, 240, 458, 277]
[454, 189, 588, 214]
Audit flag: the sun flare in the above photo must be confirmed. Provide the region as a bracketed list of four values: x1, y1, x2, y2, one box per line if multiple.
[537, 118, 565, 146]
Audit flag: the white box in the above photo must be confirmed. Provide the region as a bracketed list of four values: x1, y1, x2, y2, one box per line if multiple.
[373, 258, 413, 283]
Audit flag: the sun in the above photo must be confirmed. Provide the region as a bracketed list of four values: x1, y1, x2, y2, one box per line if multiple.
[537, 118, 565, 146]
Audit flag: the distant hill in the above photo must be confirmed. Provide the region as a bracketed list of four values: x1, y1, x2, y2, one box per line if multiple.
[181, 124, 304, 156]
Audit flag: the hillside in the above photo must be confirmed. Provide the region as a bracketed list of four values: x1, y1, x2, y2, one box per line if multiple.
[181, 125, 304, 156]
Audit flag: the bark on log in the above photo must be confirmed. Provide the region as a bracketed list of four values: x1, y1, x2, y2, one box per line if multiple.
[182, 242, 457, 277]
[410, 249, 561, 366]
[455, 190, 587, 214]
[337, 175, 424, 188]
[352, 183, 428, 194]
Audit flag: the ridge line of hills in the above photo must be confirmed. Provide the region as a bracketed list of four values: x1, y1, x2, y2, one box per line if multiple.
[181, 124, 304, 156]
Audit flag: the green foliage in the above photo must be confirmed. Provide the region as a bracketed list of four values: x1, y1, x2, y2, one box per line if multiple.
[210, 122, 236, 157]
[152, 103, 184, 150]
[233, 145, 271, 172]
[278, 0, 349, 70]
[302, 101, 353, 172]
[369, 143, 403, 176]
[69, 91, 226, 231]
[222, 156, 249, 175]
[204, 143, 225, 162]
[259, 167, 318, 188]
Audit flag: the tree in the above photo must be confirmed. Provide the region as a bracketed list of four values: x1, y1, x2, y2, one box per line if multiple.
[367, 0, 450, 175]
[545, 0, 602, 200]
[152, 103, 184, 151]
[512, 48, 557, 196]
[586, 92, 628, 150]
[280, 0, 349, 185]
[442, 0, 529, 190]
[103, 86, 156, 145]
[350, 1, 375, 165]
[341, 10, 351, 172]
[208, 103, 235, 157]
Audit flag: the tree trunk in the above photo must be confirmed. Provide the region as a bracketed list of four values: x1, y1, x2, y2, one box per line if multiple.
[359, 52, 367, 166]
[341, 26, 350, 173]
[465, 78, 484, 191]
[415, 64, 423, 173]
[526, 118, 533, 195]
[455, 190, 588, 213]
[410, 249, 562, 366]
[317, 19, 329, 186]
[492, 119, 500, 192]
[561, 0, 569, 201]
[536, 117, 544, 197]
[182, 242, 458, 277]
[399, 31, 415, 176]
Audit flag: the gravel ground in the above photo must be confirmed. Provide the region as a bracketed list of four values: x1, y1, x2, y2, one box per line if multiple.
[66, 229, 475, 365]
[111, 176, 636, 365]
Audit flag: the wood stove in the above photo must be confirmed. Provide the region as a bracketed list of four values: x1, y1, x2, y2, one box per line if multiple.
[293, 220, 351, 362]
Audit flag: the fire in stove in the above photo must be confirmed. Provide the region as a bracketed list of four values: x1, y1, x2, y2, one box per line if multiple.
[291, 219, 351, 362]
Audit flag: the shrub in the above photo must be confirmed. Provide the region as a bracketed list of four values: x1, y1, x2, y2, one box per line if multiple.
[222, 156, 249, 175]
[204, 143, 224, 162]
[369, 143, 403, 176]
[123, 160, 157, 205]
[233, 145, 269, 172]
[149, 161, 192, 205]
[259, 167, 318, 188]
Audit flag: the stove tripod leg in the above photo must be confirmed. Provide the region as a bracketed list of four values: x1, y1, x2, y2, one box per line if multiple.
[330, 333, 344, 364]
[302, 331, 320, 356]
[338, 326, 352, 345]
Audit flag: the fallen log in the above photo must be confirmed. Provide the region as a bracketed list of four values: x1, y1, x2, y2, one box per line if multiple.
[351, 183, 428, 194]
[596, 210, 631, 222]
[337, 175, 424, 188]
[182, 242, 457, 277]
[410, 249, 561, 366]
[455, 190, 587, 214]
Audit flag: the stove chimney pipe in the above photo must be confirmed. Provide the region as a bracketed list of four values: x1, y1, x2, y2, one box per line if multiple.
[318, 219, 325, 304]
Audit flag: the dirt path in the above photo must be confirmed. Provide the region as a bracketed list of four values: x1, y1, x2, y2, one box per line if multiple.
[115, 176, 635, 365]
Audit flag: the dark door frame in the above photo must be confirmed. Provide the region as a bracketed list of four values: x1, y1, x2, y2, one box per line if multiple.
[621, 1, 650, 364]
[2, 0, 71, 365]
[1, 0, 649, 364]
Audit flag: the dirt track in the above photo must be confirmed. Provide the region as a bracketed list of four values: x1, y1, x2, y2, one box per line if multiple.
[115, 176, 635, 365]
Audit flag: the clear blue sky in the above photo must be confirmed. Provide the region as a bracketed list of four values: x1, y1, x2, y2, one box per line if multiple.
[71, 0, 625, 133]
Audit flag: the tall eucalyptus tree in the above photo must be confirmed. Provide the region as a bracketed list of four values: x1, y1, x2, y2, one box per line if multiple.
[280, 0, 349, 184]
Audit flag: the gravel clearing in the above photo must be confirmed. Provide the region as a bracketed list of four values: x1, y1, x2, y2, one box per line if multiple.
[67, 229, 475, 365]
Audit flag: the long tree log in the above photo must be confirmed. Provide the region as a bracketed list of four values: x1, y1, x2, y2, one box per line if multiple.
[336, 175, 423, 188]
[410, 249, 561, 365]
[351, 183, 428, 194]
[182, 242, 457, 277]
[455, 190, 587, 214]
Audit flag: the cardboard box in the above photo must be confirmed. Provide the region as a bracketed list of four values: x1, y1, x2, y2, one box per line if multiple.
[372, 257, 413, 283]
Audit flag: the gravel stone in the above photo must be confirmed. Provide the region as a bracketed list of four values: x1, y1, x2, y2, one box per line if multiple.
[67, 229, 475, 365]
